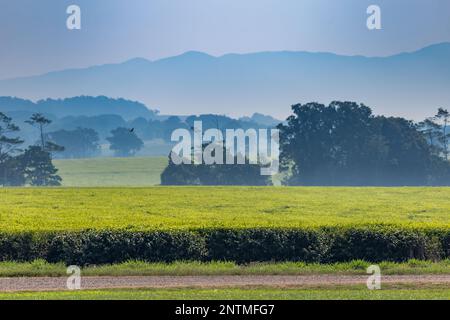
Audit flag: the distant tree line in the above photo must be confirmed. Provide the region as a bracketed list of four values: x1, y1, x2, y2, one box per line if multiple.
[38, 114, 265, 159]
[48, 126, 144, 159]
[164, 101, 450, 186]
[0, 111, 147, 186]
[278, 102, 450, 186]
[161, 143, 271, 186]
[2, 100, 450, 187]
[2, 99, 271, 150]
[48, 128, 101, 159]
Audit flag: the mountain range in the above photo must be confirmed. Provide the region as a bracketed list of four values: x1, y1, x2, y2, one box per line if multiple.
[0, 96, 156, 121]
[1, 43, 449, 121]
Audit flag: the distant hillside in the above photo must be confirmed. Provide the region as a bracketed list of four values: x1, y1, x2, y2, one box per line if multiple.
[1, 43, 449, 120]
[0, 96, 275, 156]
[0, 96, 157, 120]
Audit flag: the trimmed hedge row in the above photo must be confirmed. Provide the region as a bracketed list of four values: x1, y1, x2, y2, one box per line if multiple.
[0, 227, 448, 265]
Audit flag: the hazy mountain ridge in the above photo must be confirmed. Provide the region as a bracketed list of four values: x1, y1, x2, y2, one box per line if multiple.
[1, 43, 449, 120]
[0, 95, 277, 154]
[0, 96, 157, 121]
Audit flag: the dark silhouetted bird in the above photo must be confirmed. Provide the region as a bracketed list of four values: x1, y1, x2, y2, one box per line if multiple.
[129, 128, 135, 133]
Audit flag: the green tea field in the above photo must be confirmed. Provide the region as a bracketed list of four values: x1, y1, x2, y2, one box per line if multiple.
[1, 187, 449, 300]
[1, 187, 450, 232]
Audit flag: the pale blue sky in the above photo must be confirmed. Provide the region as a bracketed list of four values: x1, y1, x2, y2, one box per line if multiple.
[0, 0, 449, 79]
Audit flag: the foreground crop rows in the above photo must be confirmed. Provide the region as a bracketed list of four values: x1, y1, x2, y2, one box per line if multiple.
[0, 228, 448, 264]
[1, 187, 450, 232]
[1, 187, 449, 264]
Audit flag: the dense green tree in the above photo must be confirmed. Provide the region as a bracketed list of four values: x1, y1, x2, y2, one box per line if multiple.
[26, 113, 52, 149]
[48, 128, 100, 159]
[0, 112, 24, 185]
[371, 116, 432, 186]
[278, 101, 441, 186]
[161, 144, 272, 186]
[106, 127, 144, 157]
[163, 116, 186, 142]
[435, 108, 450, 160]
[19, 146, 62, 186]
[417, 118, 442, 155]
[0, 156, 25, 186]
[278, 102, 375, 185]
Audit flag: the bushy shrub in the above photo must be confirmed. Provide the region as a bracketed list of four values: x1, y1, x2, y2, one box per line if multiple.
[45, 230, 207, 265]
[325, 226, 445, 263]
[204, 229, 331, 263]
[0, 227, 447, 265]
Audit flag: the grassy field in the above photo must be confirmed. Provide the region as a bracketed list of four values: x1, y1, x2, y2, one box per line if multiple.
[1, 186, 449, 300]
[0, 260, 449, 277]
[1, 187, 450, 232]
[53, 157, 167, 187]
[1, 287, 449, 300]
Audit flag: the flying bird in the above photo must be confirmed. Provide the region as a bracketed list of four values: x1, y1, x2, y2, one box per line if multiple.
[129, 128, 135, 133]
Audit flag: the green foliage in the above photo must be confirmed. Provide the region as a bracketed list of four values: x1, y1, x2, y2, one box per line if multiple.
[204, 229, 329, 263]
[325, 226, 446, 262]
[19, 146, 61, 186]
[1, 259, 449, 277]
[0, 112, 24, 186]
[161, 160, 271, 186]
[278, 102, 450, 186]
[435, 108, 450, 160]
[0, 112, 23, 160]
[25, 113, 52, 149]
[106, 127, 144, 157]
[161, 144, 272, 186]
[44, 230, 207, 265]
[48, 127, 100, 159]
[0, 227, 447, 265]
[0, 156, 26, 186]
[2, 288, 450, 300]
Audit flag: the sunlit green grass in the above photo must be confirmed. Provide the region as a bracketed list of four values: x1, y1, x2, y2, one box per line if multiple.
[1, 187, 450, 232]
[0, 260, 449, 277]
[1, 287, 449, 300]
[53, 157, 167, 187]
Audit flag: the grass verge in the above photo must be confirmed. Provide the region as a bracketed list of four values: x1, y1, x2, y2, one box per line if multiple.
[0, 260, 449, 277]
[0, 287, 449, 300]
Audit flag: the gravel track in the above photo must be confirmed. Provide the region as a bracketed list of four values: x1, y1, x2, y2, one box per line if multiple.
[0, 275, 449, 292]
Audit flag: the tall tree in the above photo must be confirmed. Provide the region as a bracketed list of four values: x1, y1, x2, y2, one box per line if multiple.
[417, 118, 442, 154]
[278, 101, 435, 186]
[278, 101, 376, 185]
[26, 113, 52, 150]
[1, 156, 26, 186]
[435, 108, 450, 160]
[106, 127, 144, 157]
[19, 146, 62, 186]
[0, 112, 24, 185]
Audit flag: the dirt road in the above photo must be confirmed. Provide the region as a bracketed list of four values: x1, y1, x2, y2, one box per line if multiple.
[0, 275, 449, 292]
